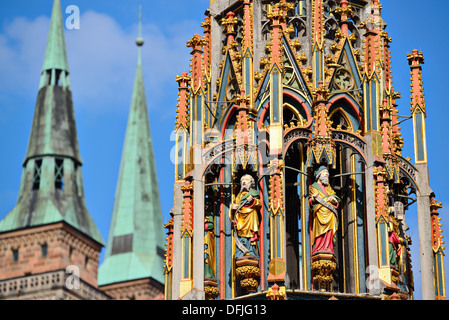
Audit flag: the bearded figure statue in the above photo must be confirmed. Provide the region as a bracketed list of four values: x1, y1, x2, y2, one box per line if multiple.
[309, 166, 340, 255]
[230, 174, 261, 258]
[309, 166, 341, 291]
[230, 174, 262, 294]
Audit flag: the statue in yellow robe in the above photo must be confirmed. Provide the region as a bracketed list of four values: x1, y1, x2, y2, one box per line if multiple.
[309, 166, 340, 255]
[204, 209, 216, 278]
[230, 175, 261, 258]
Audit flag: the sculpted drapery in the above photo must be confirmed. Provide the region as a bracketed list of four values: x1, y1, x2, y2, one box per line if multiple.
[230, 175, 261, 258]
[309, 166, 340, 255]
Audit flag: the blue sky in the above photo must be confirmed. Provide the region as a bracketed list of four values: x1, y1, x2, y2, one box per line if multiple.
[0, 0, 447, 300]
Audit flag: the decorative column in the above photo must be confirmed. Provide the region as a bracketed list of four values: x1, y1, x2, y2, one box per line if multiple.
[360, 0, 384, 134]
[307, 83, 338, 292]
[204, 201, 219, 300]
[267, 6, 285, 158]
[192, 160, 205, 299]
[234, 91, 258, 172]
[266, 158, 286, 299]
[235, 0, 257, 170]
[187, 34, 207, 151]
[164, 219, 174, 300]
[233, 2, 256, 165]
[311, 0, 325, 87]
[380, 99, 392, 156]
[186, 33, 208, 300]
[264, 3, 292, 300]
[201, 16, 212, 79]
[242, 0, 254, 101]
[307, 83, 336, 168]
[201, 16, 213, 127]
[408, 49, 427, 165]
[179, 181, 194, 298]
[407, 49, 435, 300]
[174, 72, 191, 181]
[373, 166, 395, 286]
[359, 0, 385, 290]
[430, 199, 446, 300]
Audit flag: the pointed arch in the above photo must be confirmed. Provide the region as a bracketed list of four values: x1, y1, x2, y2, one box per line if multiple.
[289, 16, 308, 39]
[216, 51, 241, 129]
[281, 36, 313, 103]
[220, 105, 238, 140]
[257, 90, 313, 130]
[328, 94, 363, 133]
[329, 107, 354, 132]
[329, 40, 362, 102]
[283, 103, 305, 127]
[284, 89, 313, 128]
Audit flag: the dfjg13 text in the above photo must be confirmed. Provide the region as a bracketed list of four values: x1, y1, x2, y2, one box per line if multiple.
[182, 304, 267, 318]
[227, 304, 267, 316]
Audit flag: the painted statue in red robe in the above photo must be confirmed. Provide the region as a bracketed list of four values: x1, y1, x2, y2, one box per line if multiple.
[309, 166, 340, 255]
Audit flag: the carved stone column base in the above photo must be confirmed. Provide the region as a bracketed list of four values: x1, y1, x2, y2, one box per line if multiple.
[204, 278, 219, 300]
[311, 252, 336, 292]
[235, 255, 260, 294]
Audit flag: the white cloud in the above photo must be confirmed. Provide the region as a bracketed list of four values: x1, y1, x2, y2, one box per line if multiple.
[0, 10, 198, 117]
[65, 11, 135, 113]
[0, 16, 48, 94]
[66, 10, 198, 116]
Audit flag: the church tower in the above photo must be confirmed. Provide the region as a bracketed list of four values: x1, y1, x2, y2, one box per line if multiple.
[165, 0, 445, 300]
[0, 0, 107, 300]
[97, 8, 165, 300]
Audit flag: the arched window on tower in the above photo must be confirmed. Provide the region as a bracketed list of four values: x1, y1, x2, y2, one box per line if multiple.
[32, 159, 43, 190]
[41, 244, 48, 258]
[12, 249, 19, 262]
[55, 158, 64, 190]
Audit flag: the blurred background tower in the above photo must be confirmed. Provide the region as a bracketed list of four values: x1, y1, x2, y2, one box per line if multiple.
[98, 7, 165, 300]
[0, 2, 165, 300]
[0, 0, 107, 300]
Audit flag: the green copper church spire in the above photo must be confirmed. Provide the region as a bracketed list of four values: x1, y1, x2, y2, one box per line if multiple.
[39, 0, 70, 89]
[27, 0, 80, 164]
[98, 8, 165, 286]
[0, 0, 104, 246]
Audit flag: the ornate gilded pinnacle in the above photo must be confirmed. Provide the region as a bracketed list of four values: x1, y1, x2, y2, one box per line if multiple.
[430, 199, 443, 214]
[274, 0, 294, 15]
[176, 72, 191, 87]
[201, 17, 211, 33]
[313, 81, 330, 102]
[236, 90, 251, 107]
[221, 11, 238, 36]
[187, 34, 207, 51]
[335, 1, 353, 18]
[407, 49, 424, 66]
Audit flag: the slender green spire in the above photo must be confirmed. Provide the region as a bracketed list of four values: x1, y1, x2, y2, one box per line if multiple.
[42, 0, 69, 74]
[26, 0, 81, 167]
[98, 9, 165, 286]
[0, 0, 104, 246]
